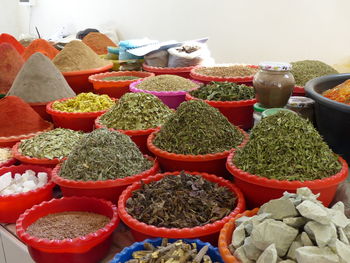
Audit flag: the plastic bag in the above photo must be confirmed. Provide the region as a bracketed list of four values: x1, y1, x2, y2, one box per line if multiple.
[330, 181, 350, 218]
[144, 50, 169, 67]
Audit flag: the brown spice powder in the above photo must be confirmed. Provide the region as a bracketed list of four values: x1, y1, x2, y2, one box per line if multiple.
[26, 211, 110, 240]
[195, 65, 258, 78]
[82, 32, 117, 55]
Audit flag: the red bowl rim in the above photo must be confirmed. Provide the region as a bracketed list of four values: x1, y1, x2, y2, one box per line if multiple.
[117, 171, 246, 238]
[95, 116, 160, 136]
[218, 208, 259, 263]
[16, 196, 119, 248]
[185, 87, 257, 108]
[0, 123, 54, 143]
[61, 63, 113, 76]
[51, 155, 159, 188]
[88, 71, 155, 85]
[12, 142, 64, 165]
[143, 62, 197, 73]
[226, 150, 349, 190]
[190, 64, 258, 83]
[146, 128, 249, 162]
[0, 164, 54, 200]
[46, 97, 115, 118]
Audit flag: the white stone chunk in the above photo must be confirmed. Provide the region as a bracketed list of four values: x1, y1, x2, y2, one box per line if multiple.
[283, 217, 307, 229]
[2, 189, 13, 195]
[296, 200, 330, 225]
[23, 180, 36, 190]
[233, 246, 253, 263]
[338, 227, 349, 244]
[25, 169, 35, 177]
[300, 232, 313, 246]
[251, 219, 298, 257]
[304, 221, 337, 247]
[245, 213, 271, 235]
[297, 187, 320, 202]
[279, 260, 296, 263]
[257, 244, 277, 263]
[232, 222, 246, 248]
[333, 239, 350, 263]
[295, 246, 339, 263]
[259, 199, 298, 220]
[242, 237, 262, 261]
[330, 207, 349, 228]
[343, 224, 350, 240]
[14, 173, 21, 180]
[286, 240, 302, 260]
[236, 216, 252, 227]
[0, 172, 12, 190]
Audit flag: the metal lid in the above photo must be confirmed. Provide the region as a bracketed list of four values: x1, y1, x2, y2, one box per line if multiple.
[253, 103, 268, 113]
[259, 62, 292, 71]
[287, 96, 315, 107]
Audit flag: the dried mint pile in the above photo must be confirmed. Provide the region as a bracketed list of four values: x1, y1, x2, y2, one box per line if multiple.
[291, 60, 338, 86]
[126, 172, 236, 228]
[99, 93, 173, 130]
[194, 65, 258, 78]
[19, 128, 84, 159]
[234, 111, 341, 181]
[190, 81, 255, 101]
[59, 129, 152, 181]
[153, 100, 244, 155]
[136, 74, 198, 91]
[102, 76, 141, 81]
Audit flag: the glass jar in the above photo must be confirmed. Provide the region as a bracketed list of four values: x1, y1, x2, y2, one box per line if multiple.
[253, 62, 295, 108]
[286, 96, 315, 124]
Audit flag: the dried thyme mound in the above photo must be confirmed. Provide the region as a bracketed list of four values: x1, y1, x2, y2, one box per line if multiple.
[190, 81, 255, 101]
[194, 65, 258, 78]
[19, 128, 84, 159]
[291, 60, 338, 86]
[234, 111, 342, 181]
[102, 76, 141, 81]
[59, 128, 152, 181]
[126, 172, 236, 228]
[153, 100, 244, 155]
[99, 93, 173, 130]
[136, 74, 198, 91]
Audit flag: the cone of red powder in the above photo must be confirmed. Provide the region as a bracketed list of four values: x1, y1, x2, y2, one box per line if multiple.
[0, 33, 25, 54]
[22, 39, 59, 61]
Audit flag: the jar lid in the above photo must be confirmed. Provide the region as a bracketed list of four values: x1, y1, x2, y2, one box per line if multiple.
[287, 96, 315, 107]
[262, 108, 296, 118]
[253, 103, 268, 113]
[259, 62, 292, 71]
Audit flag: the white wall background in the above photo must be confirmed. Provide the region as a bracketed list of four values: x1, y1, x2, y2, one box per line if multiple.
[2, 0, 350, 65]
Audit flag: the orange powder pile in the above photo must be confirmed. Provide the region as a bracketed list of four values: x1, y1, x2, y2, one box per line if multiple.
[0, 33, 25, 54]
[82, 32, 117, 55]
[0, 43, 24, 94]
[22, 39, 59, 61]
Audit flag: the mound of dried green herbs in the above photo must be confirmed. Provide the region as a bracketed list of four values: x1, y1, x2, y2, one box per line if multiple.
[59, 128, 152, 181]
[233, 111, 341, 181]
[99, 93, 173, 130]
[291, 60, 338, 86]
[19, 128, 84, 159]
[190, 81, 255, 101]
[153, 100, 244, 155]
[126, 172, 236, 228]
[136, 74, 198, 91]
[102, 76, 141, 81]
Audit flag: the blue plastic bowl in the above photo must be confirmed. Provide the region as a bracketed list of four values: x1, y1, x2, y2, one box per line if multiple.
[110, 238, 223, 263]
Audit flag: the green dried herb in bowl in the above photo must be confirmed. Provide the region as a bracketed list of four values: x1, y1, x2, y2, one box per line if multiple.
[190, 81, 255, 101]
[99, 93, 173, 130]
[233, 111, 342, 181]
[102, 76, 141, 81]
[153, 100, 244, 155]
[136, 74, 198, 92]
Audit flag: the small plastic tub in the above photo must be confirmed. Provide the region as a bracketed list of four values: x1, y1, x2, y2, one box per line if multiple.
[95, 116, 158, 155]
[218, 209, 259, 263]
[293, 85, 306, 96]
[143, 63, 196, 79]
[226, 150, 349, 208]
[52, 155, 159, 203]
[89, 71, 155, 98]
[0, 164, 54, 223]
[146, 129, 249, 178]
[130, 79, 201, 109]
[29, 102, 52, 121]
[16, 196, 119, 263]
[111, 238, 224, 263]
[118, 171, 246, 245]
[190, 65, 258, 85]
[46, 98, 114, 132]
[12, 142, 64, 167]
[185, 90, 257, 130]
[0, 123, 54, 148]
[62, 63, 113, 94]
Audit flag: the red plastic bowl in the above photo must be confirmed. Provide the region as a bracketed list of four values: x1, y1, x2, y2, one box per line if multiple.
[16, 196, 119, 263]
[46, 97, 114, 132]
[0, 148, 16, 168]
[143, 63, 196, 79]
[226, 151, 349, 208]
[52, 155, 159, 203]
[29, 101, 52, 121]
[293, 85, 306, 96]
[147, 129, 249, 178]
[62, 63, 113, 94]
[185, 90, 257, 130]
[190, 65, 258, 85]
[0, 164, 54, 223]
[89, 71, 155, 98]
[218, 209, 259, 263]
[95, 116, 159, 155]
[12, 142, 65, 167]
[118, 171, 246, 245]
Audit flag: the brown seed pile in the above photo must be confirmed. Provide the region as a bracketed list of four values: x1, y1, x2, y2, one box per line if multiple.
[194, 65, 258, 78]
[26, 211, 110, 240]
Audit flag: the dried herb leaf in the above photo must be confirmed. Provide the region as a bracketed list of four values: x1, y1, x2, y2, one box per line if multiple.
[136, 75, 198, 91]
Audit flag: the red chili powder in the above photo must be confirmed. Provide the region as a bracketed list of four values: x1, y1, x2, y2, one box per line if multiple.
[22, 39, 59, 61]
[0, 43, 24, 94]
[0, 96, 51, 137]
[0, 33, 25, 54]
